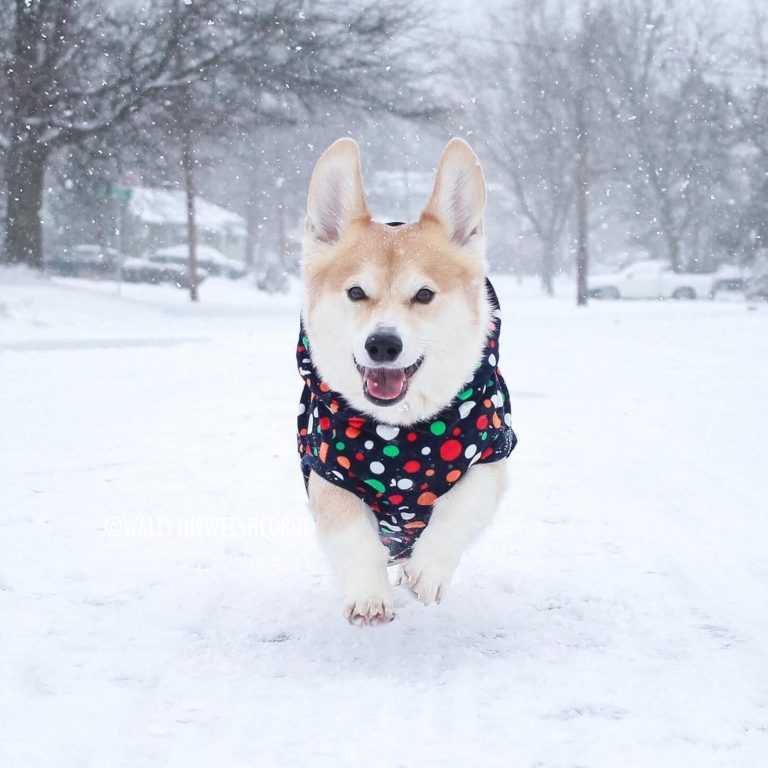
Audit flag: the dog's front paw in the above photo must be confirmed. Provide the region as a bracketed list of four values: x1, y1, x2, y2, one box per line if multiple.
[343, 586, 395, 626]
[400, 543, 459, 606]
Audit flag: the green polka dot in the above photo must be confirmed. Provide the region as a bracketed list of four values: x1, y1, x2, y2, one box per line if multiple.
[430, 420, 447, 436]
[382, 445, 400, 458]
[302, 335, 310, 349]
[481, 431, 488, 441]
[312, 447, 318, 456]
[457, 387, 473, 401]
[335, 441, 345, 451]
[364, 478, 386, 494]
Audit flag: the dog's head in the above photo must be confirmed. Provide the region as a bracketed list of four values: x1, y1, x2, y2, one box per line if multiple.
[302, 138, 491, 426]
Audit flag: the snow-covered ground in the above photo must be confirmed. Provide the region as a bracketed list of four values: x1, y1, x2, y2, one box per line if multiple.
[2, 269, 767, 767]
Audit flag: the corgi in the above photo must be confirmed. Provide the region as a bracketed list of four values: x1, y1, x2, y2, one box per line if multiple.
[297, 138, 516, 624]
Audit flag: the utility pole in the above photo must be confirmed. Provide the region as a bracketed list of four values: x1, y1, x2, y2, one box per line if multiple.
[575, 1, 591, 307]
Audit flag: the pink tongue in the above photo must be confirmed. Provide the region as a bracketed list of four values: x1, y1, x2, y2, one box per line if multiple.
[365, 368, 406, 400]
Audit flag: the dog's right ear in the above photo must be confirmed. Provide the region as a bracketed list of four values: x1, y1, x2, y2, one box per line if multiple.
[306, 138, 370, 246]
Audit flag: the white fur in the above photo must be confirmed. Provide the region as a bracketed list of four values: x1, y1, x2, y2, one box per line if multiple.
[304, 275, 491, 426]
[400, 461, 507, 604]
[310, 472, 395, 625]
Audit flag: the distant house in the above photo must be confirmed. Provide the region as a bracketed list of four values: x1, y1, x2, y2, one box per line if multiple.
[126, 187, 246, 261]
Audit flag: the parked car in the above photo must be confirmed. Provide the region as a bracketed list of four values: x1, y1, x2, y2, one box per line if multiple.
[746, 274, 768, 302]
[45, 244, 121, 277]
[121, 257, 206, 288]
[149, 244, 247, 278]
[589, 261, 722, 300]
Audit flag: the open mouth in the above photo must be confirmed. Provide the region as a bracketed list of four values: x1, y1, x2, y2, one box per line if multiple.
[355, 357, 423, 406]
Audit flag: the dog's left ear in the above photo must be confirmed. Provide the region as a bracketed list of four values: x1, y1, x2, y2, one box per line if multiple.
[306, 138, 371, 246]
[421, 138, 486, 248]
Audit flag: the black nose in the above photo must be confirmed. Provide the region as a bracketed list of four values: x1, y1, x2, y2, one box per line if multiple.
[365, 332, 402, 363]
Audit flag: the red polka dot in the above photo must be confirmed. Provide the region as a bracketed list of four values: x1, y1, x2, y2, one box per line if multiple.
[355, 452, 364, 461]
[452, 427, 461, 436]
[439, 439, 462, 462]
[407, 432, 418, 442]
[420, 483, 429, 490]
[389, 494, 404, 505]
[348, 416, 365, 429]
[476, 414, 489, 430]
[489, 339, 496, 348]
[318, 416, 331, 431]
[404, 460, 421, 473]
[481, 447, 494, 459]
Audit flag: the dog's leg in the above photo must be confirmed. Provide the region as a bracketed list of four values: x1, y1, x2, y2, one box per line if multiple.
[402, 460, 507, 605]
[308, 471, 394, 625]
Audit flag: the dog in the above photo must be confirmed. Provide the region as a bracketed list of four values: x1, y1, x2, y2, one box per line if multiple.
[297, 138, 516, 624]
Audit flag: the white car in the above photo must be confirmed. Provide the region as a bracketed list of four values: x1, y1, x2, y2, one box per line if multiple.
[589, 261, 719, 300]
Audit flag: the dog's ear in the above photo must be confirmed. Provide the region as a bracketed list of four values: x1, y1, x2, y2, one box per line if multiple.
[421, 138, 486, 248]
[306, 138, 370, 246]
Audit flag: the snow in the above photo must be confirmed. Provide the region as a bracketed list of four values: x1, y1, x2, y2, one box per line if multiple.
[128, 187, 244, 231]
[1, 268, 767, 767]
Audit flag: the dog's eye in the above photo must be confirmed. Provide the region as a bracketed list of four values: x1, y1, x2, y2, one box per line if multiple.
[413, 288, 435, 304]
[347, 286, 367, 302]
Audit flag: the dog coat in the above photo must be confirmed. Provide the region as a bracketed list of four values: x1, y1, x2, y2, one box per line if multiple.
[297, 279, 517, 562]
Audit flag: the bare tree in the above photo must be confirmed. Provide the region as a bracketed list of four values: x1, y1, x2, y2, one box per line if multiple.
[597, 0, 731, 272]
[471, 2, 579, 295]
[0, 0, 436, 271]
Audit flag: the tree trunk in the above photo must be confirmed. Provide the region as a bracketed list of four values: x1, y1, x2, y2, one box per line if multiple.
[541, 242, 555, 296]
[575, 92, 589, 306]
[575, 0, 590, 307]
[4, 140, 48, 268]
[181, 126, 199, 302]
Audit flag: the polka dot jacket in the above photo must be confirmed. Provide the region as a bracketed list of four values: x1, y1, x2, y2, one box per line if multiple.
[297, 279, 517, 562]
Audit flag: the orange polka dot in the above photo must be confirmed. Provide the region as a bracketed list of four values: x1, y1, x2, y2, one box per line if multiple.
[417, 491, 438, 506]
[483, 399, 492, 408]
[404, 521, 427, 529]
[337, 456, 351, 469]
[329, 400, 340, 413]
[446, 469, 462, 483]
[319, 442, 329, 463]
[492, 412, 502, 429]
[345, 427, 361, 439]
[425, 468, 435, 477]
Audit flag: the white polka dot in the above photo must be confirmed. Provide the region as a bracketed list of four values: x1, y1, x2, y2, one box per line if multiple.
[370, 461, 385, 475]
[488, 353, 497, 367]
[375, 424, 400, 440]
[504, 413, 512, 426]
[298, 403, 306, 415]
[307, 414, 314, 433]
[459, 400, 475, 419]
[313, 407, 319, 417]
[332, 470, 344, 480]
[401, 512, 415, 520]
[464, 444, 477, 459]
[397, 478, 413, 490]
[469, 452, 482, 466]
[364, 440, 374, 450]
[421, 446, 431, 455]
[491, 392, 503, 408]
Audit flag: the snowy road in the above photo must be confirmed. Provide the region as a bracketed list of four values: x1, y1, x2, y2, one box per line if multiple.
[2, 271, 767, 767]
